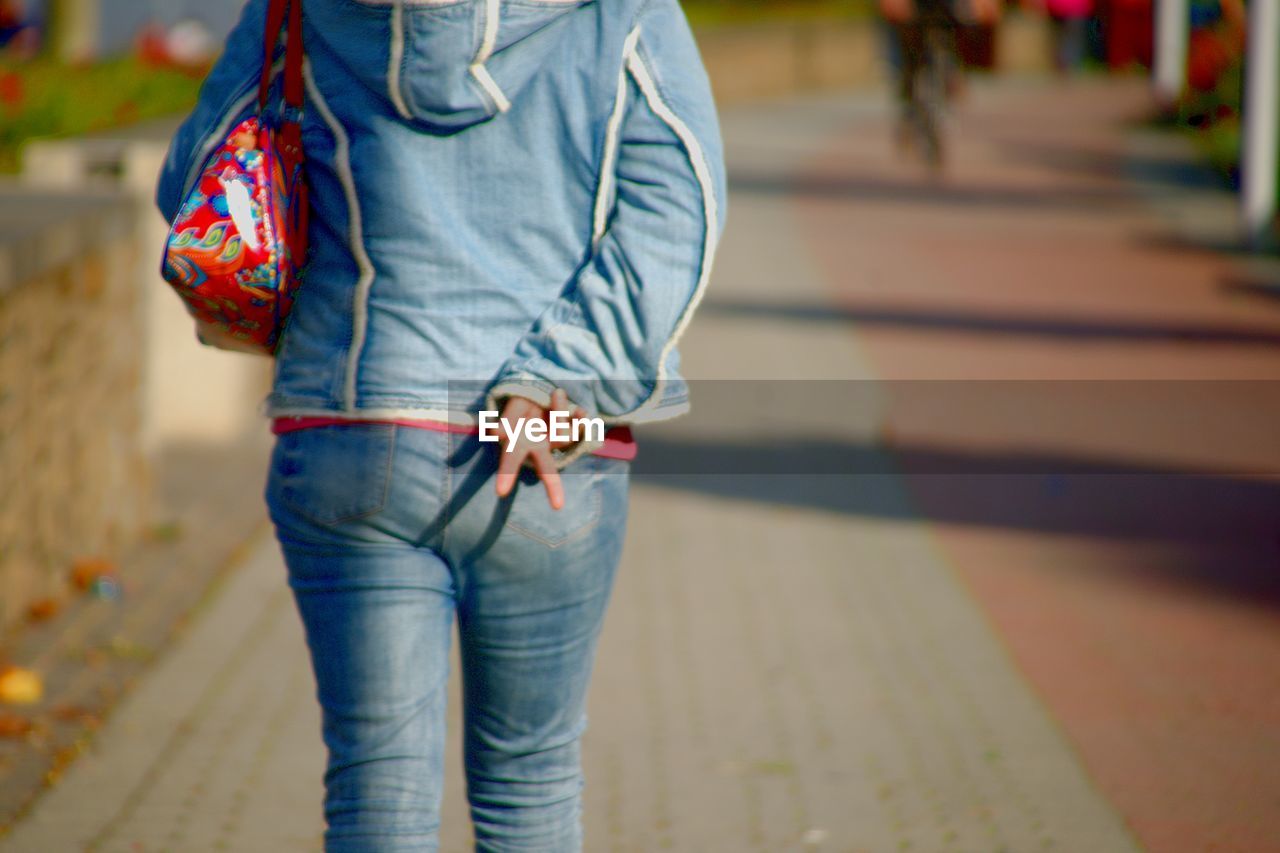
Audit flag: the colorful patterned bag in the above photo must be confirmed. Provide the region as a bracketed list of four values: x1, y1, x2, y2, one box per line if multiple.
[161, 0, 308, 356]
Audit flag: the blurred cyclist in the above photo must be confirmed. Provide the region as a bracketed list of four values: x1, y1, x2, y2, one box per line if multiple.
[880, 0, 1000, 167]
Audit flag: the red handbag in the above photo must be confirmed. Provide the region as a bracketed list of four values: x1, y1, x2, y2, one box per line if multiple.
[160, 0, 309, 356]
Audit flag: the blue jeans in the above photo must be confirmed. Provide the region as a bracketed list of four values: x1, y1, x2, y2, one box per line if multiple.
[264, 424, 631, 852]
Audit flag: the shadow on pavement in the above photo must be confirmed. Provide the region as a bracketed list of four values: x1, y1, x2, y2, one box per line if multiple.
[632, 435, 1280, 603]
[987, 136, 1227, 193]
[700, 296, 1280, 347]
[1220, 273, 1280, 308]
[632, 435, 1280, 543]
[1128, 229, 1263, 257]
[727, 169, 1132, 210]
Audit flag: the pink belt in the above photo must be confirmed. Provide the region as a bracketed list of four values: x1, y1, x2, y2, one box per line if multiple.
[271, 416, 637, 461]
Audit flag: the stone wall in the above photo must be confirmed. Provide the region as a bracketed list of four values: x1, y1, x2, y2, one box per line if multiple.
[0, 188, 149, 633]
[21, 127, 276, 453]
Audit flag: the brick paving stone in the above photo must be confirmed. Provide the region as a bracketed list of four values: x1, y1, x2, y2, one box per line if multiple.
[1, 530, 325, 852]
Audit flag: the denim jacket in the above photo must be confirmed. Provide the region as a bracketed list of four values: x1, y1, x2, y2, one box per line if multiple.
[156, 0, 726, 447]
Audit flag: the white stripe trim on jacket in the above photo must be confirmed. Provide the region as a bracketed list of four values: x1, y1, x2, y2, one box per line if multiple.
[593, 26, 641, 245]
[303, 61, 376, 412]
[470, 0, 511, 112]
[618, 35, 719, 420]
[388, 1, 414, 119]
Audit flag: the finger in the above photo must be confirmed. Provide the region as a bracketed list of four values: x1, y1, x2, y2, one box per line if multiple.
[495, 441, 528, 498]
[529, 446, 565, 510]
[548, 389, 578, 450]
[550, 409, 589, 451]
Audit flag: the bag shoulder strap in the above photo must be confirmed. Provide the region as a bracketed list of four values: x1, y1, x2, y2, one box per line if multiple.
[257, 0, 304, 114]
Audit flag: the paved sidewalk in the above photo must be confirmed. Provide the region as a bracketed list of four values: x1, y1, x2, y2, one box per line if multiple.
[0, 82, 1191, 852]
[788, 77, 1280, 852]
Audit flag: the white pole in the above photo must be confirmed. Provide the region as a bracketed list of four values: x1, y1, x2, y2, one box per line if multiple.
[1153, 0, 1189, 107]
[1242, 0, 1280, 246]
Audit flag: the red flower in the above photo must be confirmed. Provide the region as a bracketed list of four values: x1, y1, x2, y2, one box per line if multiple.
[0, 72, 24, 111]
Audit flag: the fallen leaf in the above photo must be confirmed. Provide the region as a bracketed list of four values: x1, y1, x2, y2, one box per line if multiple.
[69, 558, 117, 592]
[50, 743, 83, 770]
[26, 598, 61, 622]
[51, 704, 102, 729]
[0, 713, 32, 737]
[0, 666, 43, 705]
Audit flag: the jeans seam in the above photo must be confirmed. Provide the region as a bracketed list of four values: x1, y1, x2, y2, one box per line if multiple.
[441, 428, 454, 557]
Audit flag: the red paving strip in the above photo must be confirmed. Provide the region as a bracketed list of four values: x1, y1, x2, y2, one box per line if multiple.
[797, 78, 1280, 852]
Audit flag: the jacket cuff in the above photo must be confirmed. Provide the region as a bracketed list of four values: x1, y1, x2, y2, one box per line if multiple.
[484, 378, 557, 414]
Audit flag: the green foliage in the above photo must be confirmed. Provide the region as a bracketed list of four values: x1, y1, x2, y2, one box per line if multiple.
[0, 57, 205, 173]
[1176, 41, 1280, 204]
[1176, 55, 1244, 188]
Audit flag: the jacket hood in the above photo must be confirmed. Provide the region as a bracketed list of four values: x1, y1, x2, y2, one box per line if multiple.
[308, 0, 594, 131]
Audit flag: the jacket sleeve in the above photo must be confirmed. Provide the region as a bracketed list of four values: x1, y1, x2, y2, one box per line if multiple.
[155, 0, 269, 222]
[486, 0, 727, 427]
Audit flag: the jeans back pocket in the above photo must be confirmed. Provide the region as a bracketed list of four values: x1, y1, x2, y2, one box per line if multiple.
[271, 424, 397, 527]
[502, 456, 606, 548]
